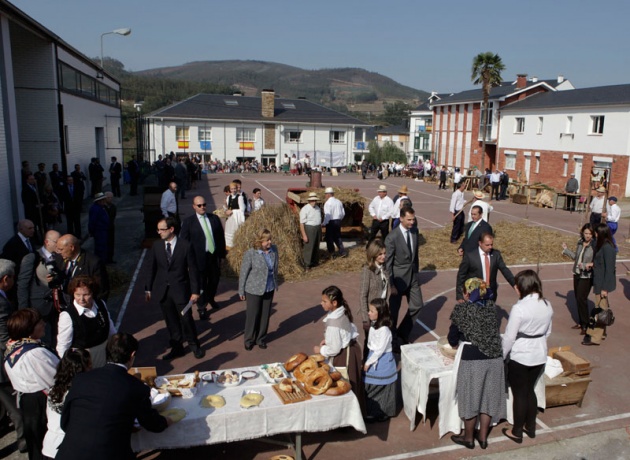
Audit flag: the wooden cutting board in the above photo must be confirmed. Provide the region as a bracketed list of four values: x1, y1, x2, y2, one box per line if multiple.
[272, 380, 312, 404]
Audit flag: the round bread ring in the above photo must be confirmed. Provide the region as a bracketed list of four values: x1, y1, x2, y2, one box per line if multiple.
[285, 352, 308, 372]
[304, 368, 333, 395]
[319, 363, 331, 372]
[309, 353, 326, 363]
[293, 357, 318, 383]
[279, 378, 293, 393]
[329, 370, 342, 381]
[325, 379, 351, 396]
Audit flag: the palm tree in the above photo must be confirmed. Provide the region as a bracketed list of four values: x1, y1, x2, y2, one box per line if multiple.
[471, 52, 505, 172]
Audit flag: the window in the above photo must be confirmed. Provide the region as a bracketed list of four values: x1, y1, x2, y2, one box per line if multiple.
[176, 127, 189, 141]
[535, 155, 540, 173]
[537, 117, 543, 134]
[415, 134, 430, 150]
[57, 62, 120, 108]
[236, 127, 256, 142]
[590, 116, 605, 134]
[285, 131, 302, 143]
[198, 128, 212, 141]
[563, 159, 568, 176]
[515, 117, 525, 134]
[224, 100, 239, 106]
[565, 116, 573, 133]
[504, 152, 516, 170]
[479, 102, 494, 141]
[330, 131, 345, 144]
[281, 102, 296, 109]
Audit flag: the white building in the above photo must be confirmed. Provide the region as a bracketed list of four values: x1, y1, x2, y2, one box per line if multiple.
[408, 92, 449, 162]
[0, 0, 123, 243]
[145, 90, 370, 168]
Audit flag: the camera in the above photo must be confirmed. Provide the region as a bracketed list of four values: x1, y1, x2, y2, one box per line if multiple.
[45, 260, 63, 288]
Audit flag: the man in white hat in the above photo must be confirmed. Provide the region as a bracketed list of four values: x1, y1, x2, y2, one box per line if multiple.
[368, 185, 395, 241]
[322, 187, 347, 258]
[564, 173, 579, 211]
[300, 193, 322, 269]
[467, 190, 493, 223]
[589, 187, 607, 227]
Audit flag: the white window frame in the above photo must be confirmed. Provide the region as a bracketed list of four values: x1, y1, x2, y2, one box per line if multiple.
[515, 117, 525, 134]
[236, 127, 256, 142]
[504, 151, 516, 170]
[285, 130, 302, 143]
[563, 158, 568, 177]
[565, 116, 573, 134]
[589, 115, 605, 135]
[198, 128, 212, 141]
[176, 127, 189, 142]
[535, 155, 540, 174]
[330, 130, 346, 144]
[537, 117, 543, 135]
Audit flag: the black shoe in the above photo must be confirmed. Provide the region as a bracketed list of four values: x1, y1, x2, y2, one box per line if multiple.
[523, 427, 536, 439]
[582, 335, 600, 346]
[193, 348, 206, 359]
[502, 427, 523, 444]
[451, 435, 474, 449]
[162, 347, 186, 361]
[210, 301, 222, 310]
[198, 310, 209, 320]
[245, 343, 254, 351]
[474, 431, 488, 449]
[340, 252, 349, 258]
[258, 343, 267, 349]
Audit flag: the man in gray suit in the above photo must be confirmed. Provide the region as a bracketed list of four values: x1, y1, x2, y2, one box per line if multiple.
[385, 206, 424, 345]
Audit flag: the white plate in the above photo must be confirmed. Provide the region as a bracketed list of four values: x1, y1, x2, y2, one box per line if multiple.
[259, 363, 289, 383]
[215, 371, 242, 387]
[201, 373, 214, 382]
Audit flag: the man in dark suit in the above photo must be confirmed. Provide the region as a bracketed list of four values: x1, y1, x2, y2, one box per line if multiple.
[70, 164, 87, 203]
[180, 195, 226, 319]
[456, 232, 515, 302]
[21, 174, 44, 237]
[127, 155, 140, 196]
[33, 163, 48, 195]
[385, 206, 424, 344]
[48, 163, 66, 196]
[1, 220, 36, 276]
[458, 205, 493, 256]
[109, 156, 122, 197]
[88, 157, 104, 197]
[55, 234, 109, 301]
[57, 333, 171, 460]
[61, 176, 83, 238]
[145, 217, 205, 360]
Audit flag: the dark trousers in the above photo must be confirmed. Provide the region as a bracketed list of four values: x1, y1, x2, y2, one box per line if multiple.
[607, 222, 618, 250]
[507, 360, 544, 437]
[66, 212, 81, 238]
[491, 182, 500, 200]
[91, 180, 102, 198]
[244, 290, 274, 347]
[573, 275, 592, 329]
[369, 219, 390, 241]
[325, 220, 345, 255]
[303, 225, 322, 267]
[130, 176, 139, 196]
[389, 277, 424, 341]
[93, 231, 108, 264]
[159, 290, 200, 351]
[200, 252, 221, 311]
[566, 194, 576, 211]
[438, 178, 446, 189]
[450, 211, 465, 243]
[20, 390, 47, 460]
[500, 183, 508, 200]
[0, 384, 24, 441]
[111, 176, 121, 197]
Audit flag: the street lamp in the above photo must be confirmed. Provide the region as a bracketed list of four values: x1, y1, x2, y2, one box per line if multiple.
[100, 28, 131, 69]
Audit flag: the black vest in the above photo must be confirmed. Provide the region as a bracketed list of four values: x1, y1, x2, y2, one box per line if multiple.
[228, 195, 240, 210]
[66, 299, 110, 349]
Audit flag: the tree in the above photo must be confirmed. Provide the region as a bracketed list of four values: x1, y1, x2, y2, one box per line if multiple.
[471, 52, 505, 172]
[379, 101, 412, 126]
[365, 140, 407, 165]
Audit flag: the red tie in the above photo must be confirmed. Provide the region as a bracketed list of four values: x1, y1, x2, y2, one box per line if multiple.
[484, 253, 491, 284]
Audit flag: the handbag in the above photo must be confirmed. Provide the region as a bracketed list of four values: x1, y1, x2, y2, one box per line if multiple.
[594, 306, 615, 327]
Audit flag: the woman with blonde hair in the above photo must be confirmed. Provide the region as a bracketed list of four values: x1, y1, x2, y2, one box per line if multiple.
[238, 229, 279, 350]
[224, 181, 246, 248]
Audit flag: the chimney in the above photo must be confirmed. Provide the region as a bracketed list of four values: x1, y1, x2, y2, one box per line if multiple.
[531, 76, 538, 83]
[261, 89, 275, 118]
[557, 75, 565, 83]
[516, 74, 528, 89]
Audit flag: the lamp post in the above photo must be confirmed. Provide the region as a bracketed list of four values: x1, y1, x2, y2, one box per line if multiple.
[100, 28, 131, 69]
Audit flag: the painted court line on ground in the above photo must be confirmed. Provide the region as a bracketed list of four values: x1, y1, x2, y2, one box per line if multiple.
[116, 248, 147, 330]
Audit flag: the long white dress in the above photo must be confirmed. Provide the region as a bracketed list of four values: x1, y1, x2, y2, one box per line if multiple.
[224, 193, 245, 248]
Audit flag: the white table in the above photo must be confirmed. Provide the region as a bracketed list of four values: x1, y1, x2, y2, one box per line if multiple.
[131, 366, 366, 459]
[401, 342, 545, 438]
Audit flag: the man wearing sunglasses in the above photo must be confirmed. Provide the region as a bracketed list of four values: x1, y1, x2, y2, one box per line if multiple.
[179, 196, 226, 320]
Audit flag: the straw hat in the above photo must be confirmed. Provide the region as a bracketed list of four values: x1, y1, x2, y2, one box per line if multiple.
[398, 185, 409, 194]
[377, 185, 387, 192]
[307, 192, 319, 201]
[93, 192, 107, 202]
[324, 187, 335, 194]
[596, 187, 606, 193]
[473, 190, 485, 199]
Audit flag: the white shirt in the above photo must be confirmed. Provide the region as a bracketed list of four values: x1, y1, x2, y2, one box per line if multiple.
[160, 189, 177, 217]
[4, 345, 59, 393]
[365, 325, 393, 369]
[398, 224, 414, 258]
[57, 300, 117, 358]
[368, 195, 395, 220]
[449, 189, 465, 213]
[320, 307, 359, 358]
[590, 195, 605, 214]
[393, 196, 410, 218]
[490, 172, 501, 183]
[467, 199, 493, 222]
[454, 172, 462, 184]
[252, 197, 265, 212]
[606, 203, 621, 223]
[323, 196, 345, 225]
[300, 204, 322, 226]
[478, 247, 490, 283]
[502, 293, 553, 366]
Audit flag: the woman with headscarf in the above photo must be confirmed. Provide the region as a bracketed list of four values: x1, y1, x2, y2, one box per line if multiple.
[448, 278, 506, 449]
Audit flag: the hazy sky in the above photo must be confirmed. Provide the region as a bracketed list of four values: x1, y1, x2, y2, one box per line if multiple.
[10, 0, 630, 93]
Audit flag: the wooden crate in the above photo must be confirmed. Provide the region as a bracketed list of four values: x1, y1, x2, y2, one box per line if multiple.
[545, 374, 591, 408]
[512, 193, 528, 204]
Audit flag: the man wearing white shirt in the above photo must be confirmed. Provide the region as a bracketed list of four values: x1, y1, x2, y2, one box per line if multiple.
[589, 186, 606, 227]
[160, 182, 178, 220]
[490, 169, 501, 201]
[449, 181, 467, 243]
[323, 187, 347, 258]
[453, 168, 462, 192]
[603, 196, 621, 251]
[467, 190, 493, 222]
[300, 193, 322, 269]
[368, 185, 395, 241]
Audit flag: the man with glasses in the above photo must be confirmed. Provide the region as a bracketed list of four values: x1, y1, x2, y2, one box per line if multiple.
[180, 196, 226, 319]
[145, 217, 204, 360]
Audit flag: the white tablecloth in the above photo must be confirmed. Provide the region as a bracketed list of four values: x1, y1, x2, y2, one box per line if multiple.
[401, 342, 545, 438]
[131, 366, 366, 451]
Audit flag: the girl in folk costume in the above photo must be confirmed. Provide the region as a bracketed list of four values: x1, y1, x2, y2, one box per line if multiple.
[224, 181, 246, 248]
[363, 298, 399, 422]
[313, 286, 366, 416]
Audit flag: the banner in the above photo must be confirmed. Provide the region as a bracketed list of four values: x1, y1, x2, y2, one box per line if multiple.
[239, 142, 255, 150]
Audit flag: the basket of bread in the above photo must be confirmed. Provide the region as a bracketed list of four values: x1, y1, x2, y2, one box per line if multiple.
[154, 371, 200, 397]
[284, 352, 351, 397]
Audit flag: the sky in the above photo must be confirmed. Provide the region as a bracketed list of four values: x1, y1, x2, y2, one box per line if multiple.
[9, 0, 630, 93]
